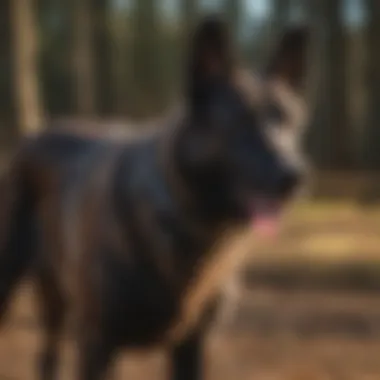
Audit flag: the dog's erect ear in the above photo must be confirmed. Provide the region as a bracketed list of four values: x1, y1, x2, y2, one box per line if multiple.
[186, 15, 234, 108]
[265, 26, 310, 90]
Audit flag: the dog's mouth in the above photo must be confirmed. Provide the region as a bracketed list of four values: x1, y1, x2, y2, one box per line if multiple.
[249, 197, 284, 238]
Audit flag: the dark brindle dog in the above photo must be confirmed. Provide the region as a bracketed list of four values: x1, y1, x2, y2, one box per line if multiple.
[0, 16, 309, 380]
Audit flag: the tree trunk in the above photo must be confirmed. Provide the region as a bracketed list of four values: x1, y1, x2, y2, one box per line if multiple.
[108, 6, 128, 116]
[181, 0, 198, 40]
[93, 0, 112, 116]
[71, 0, 96, 116]
[363, 0, 380, 170]
[304, 0, 326, 164]
[324, 0, 352, 169]
[224, 0, 241, 44]
[308, 0, 352, 170]
[0, 0, 12, 122]
[10, 0, 44, 134]
[356, 0, 380, 202]
[131, 0, 161, 117]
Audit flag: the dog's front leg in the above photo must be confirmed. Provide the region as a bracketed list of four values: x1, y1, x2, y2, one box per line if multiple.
[171, 329, 205, 380]
[170, 297, 220, 380]
[76, 329, 118, 380]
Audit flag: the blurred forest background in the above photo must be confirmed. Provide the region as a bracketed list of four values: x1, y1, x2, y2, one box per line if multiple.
[1, 0, 380, 182]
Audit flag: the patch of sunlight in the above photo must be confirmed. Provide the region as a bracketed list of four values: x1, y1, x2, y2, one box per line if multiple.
[295, 233, 380, 261]
[288, 200, 380, 223]
[359, 237, 380, 254]
[364, 208, 380, 220]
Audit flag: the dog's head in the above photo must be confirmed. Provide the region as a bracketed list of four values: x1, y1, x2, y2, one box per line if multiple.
[176, 16, 310, 235]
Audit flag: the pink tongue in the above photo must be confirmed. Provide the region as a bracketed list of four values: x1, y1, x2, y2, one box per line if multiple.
[251, 215, 279, 238]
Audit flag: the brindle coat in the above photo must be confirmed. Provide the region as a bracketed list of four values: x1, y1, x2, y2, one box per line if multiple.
[0, 17, 309, 380]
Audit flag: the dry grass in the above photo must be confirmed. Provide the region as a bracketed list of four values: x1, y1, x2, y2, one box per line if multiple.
[247, 200, 380, 263]
[241, 200, 380, 293]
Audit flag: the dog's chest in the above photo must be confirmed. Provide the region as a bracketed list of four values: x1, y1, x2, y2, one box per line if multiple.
[168, 226, 253, 341]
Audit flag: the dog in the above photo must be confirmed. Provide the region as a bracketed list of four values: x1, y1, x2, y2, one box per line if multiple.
[0, 16, 309, 380]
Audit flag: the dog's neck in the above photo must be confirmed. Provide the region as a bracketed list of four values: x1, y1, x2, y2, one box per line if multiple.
[158, 116, 245, 241]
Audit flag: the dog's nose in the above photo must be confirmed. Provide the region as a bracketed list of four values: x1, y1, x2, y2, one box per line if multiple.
[277, 170, 300, 198]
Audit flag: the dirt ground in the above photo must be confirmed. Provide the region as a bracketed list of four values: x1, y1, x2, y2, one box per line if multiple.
[0, 202, 379, 380]
[1, 285, 380, 380]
